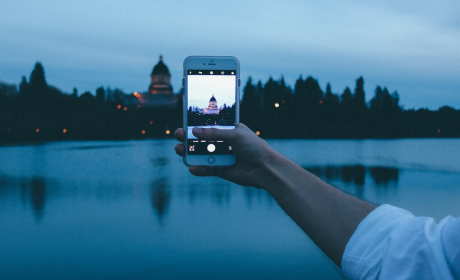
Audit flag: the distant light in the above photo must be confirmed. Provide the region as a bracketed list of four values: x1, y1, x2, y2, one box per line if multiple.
[437, 129, 441, 133]
[7, 128, 10, 132]
[166, 130, 171, 135]
[36, 128, 39, 133]
[149, 120, 153, 125]
[141, 130, 146, 135]
[256, 131, 260, 136]
[274, 103, 279, 108]
[137, 105, 141, 108]
[123, 107, 127, 111]
[63, 129, 67, 133]
[133, 92, 138, 96]
[117, 105, 121, 109]
[282, 100, 285, 104]
[319, 100, 323, 104]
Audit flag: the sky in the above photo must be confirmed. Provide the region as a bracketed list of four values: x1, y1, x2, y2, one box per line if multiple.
[1, 0, 459, 110]
[188, 75, 236, 108]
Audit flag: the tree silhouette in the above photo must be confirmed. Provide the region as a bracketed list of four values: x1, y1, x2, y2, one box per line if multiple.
[324, 83, 340, 107]
[2, 62, 460, 143]
[304, 76, 323, 106]
[29, 62, 48, 98]
[341, 87, 352, 107]
[19, 76, 29, 97]
[322, 83, 341, 137]
[353, 77, 366, 112]
[96, 86, 105, 103]
[241, 77, 261, 131]
[369, 86, 404, 137]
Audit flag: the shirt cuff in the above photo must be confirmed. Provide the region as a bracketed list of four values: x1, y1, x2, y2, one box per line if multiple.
[341, 204, 414, 279]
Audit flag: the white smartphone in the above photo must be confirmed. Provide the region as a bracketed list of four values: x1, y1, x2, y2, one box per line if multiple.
[183, 56, 240, 166]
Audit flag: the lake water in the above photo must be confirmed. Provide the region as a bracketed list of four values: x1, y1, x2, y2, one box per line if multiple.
[1, 139, 460, 279]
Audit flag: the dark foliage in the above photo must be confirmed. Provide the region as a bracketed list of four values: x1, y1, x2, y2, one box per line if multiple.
[1, 62, 459, 143]
[0, 63, 181, 143]
[240, 76, 460, 139]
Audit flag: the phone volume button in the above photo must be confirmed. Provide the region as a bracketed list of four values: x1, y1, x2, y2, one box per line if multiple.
[182, 78, 185, 87]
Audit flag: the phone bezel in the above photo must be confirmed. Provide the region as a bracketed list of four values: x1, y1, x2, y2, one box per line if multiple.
[183, 56, 240, 166]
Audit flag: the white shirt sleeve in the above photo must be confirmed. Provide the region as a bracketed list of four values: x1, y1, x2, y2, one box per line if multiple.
[341, 204, 460, 280]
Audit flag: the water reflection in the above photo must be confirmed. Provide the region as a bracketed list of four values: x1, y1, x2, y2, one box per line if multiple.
[0, 165, 400, 223]
[0, 175, 15, 203]
[0, 175, 10, 193]
[370, 167, 399, 186]
[19, 177, 47, 221]
[342, 165, 366, 185]
[66, 144, 129, 150]
[305, 165, 399, 187]
[243, 185, 274, 207]
[210, 185, 231, 205]
[187, 183, 198, 204]
[151, 157, 168, 167]
[184, 182, 237, 206]
[150, 177, 171, 223]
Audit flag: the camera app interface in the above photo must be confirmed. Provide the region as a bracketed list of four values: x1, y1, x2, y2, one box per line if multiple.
[187, 70, 236, 155]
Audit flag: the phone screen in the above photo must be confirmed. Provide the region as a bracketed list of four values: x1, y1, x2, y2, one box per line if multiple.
[186, 69, 237, 155]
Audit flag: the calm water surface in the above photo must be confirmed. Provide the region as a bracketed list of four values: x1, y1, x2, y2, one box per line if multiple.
[1, 139, 460, 279]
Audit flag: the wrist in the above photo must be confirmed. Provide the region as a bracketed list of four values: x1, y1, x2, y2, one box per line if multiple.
[255, 149, 298, 191]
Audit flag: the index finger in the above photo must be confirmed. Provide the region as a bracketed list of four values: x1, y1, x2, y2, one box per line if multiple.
[174, 128, 185, 142]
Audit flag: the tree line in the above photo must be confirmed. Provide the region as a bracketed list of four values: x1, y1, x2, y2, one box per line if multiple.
[0, 63, 181, 142]
[241, 76, 460, 138]
[1, 62, 459, 143]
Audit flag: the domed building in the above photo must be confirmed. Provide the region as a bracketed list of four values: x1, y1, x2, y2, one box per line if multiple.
[199, 95, 221, 115]
[149, 56, 173, 94]
[134, 56, 180, 108]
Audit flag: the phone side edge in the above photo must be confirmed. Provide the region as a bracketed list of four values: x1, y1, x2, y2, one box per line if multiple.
[182, 62, 190, 167]
[182, 56, 239, 167]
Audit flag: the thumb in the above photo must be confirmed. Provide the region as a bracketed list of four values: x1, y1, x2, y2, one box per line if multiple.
[192, 127, 238, 142]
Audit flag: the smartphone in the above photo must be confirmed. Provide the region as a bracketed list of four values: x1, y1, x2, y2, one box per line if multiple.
[183, 56, 240, 166]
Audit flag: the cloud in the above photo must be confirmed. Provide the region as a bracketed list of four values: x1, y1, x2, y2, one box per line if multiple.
[1, 0, 459, 108]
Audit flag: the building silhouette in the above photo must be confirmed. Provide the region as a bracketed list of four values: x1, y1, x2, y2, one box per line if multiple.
[149, 55, 173, 94]
[134, 56, 179, 108]
[199, 94, 221, 114]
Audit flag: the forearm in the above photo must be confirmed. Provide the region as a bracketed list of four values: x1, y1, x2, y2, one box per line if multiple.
[258, 150, 376, 267]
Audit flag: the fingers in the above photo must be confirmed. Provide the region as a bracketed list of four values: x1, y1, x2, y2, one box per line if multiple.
[174, 128, 185, 142]
[189, 166, 226, 177]
[178, 124, 252, 143]
[192, 126, 240, 141]
[237, 123, 253, 132]
[174, 143, 185, 157]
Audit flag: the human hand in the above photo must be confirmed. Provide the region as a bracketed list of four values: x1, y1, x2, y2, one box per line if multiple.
[174, 124, 277, 188]
[175, 125, 377, 268]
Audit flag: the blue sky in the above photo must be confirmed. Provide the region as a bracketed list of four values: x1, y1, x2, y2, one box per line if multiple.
[1, 0, 459, 109]
[188, 75, 236, 108]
